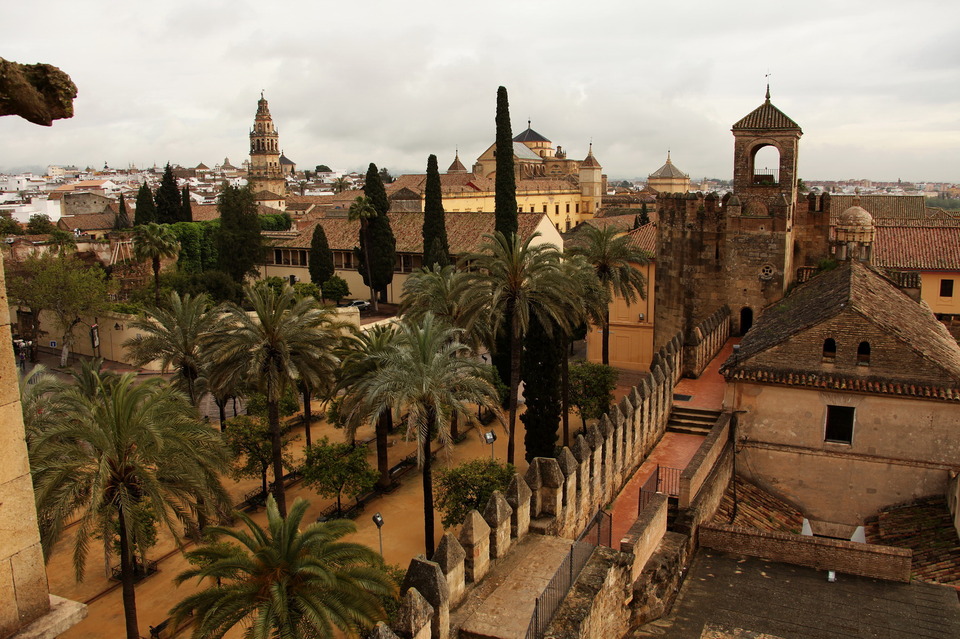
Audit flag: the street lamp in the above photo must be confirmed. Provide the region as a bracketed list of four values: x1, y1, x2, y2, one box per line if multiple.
[484, 430, 497, 461]
[372, 512, 384, 557]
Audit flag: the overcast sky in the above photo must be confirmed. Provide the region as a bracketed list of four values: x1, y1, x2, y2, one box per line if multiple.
[3, 1, 959, 182]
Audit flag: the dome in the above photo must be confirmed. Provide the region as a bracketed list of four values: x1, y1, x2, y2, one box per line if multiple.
[838, 205, 874, 229]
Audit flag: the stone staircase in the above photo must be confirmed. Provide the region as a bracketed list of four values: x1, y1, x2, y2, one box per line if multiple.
[666, 406, 721, 435]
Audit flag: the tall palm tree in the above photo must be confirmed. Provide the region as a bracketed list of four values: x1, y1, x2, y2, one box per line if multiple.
[19, 363, 68, 447]
[346, 314, 500, 556]
[171, 496, 394, 639]
[205, 283, 343, 516]
[123, 291, 218, 406]
[333, 176, 350, 194]
[400, 264, 490, 351]
[29, 373, 231, 639]
[567, 224, 650, 365]
[461, 232, 574, 464]
[133, 222, 179, 305]
[348, 195, 379, 312]
[337, 323, 400, 489]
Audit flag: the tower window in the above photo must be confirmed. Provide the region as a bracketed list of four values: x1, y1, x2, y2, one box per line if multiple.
[857, 341, 870, 365]
[824, 405, 854, 444]
[941, 279, 954, 297]
[822, 338, 836, 360]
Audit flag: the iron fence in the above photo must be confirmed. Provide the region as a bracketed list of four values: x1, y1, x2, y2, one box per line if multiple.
[524, 541, 595, 639]
[638, 464, 683, 512]
[638, 468, 660, 511]
[578, 509, 612, 548]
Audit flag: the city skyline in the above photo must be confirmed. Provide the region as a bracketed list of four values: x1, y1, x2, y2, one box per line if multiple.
[2, 0, 959, 182]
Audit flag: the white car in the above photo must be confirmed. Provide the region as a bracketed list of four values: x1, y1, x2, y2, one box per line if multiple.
[347, 299, 371, 311]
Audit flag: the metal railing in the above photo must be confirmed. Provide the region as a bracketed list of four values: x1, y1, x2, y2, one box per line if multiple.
[578, 509, 613, 548]
[638, 465, 683, 512]
[751, 169, 779, 185]
[524, 541, 595, 639]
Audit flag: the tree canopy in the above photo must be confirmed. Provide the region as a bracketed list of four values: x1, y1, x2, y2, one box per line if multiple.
[155, 163, 181, 224]
[134, 183, 156, 225]
[434, 459, 515, 528]
[494, 86, 518, 238]
[422, 154, 449, 268]
[303, 437, 378, 516]
[215, 184, 262, 284]
[308, 223, 334, 286]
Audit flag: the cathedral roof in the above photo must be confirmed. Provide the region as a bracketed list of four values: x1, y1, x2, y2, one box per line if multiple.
[648, 153, 688, 179]
[732, 87, 801, 131]
[513, 125, 550, 143]
[447, 152, 467, 173]
[581, 145, 601, 168]
[279, 154, 294, 165]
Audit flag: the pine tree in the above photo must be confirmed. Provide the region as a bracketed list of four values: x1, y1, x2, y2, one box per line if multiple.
[115, 194, 130, 230]
[308, 224, 334, 286]
[181, 186, 193, 222]
[359, 164, 396, 307]
[520, 314, 563, 461]
[494, 86, 518, 239]
[155, 163, 181, 224]
[215, 184, 262, 283]
[134, 183, 156, 225]
[422, 154, 449, 267]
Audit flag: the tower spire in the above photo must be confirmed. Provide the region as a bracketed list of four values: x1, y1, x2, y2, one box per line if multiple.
[764, 72, 771, 102]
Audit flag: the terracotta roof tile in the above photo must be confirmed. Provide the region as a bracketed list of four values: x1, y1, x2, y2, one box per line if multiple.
[874, 226, 960, 270]
[828, 194, 932, 222]
[732, 99, 801, 131]
[627, 223, 657, 254]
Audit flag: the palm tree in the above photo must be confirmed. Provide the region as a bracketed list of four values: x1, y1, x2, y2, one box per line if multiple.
[346, 313, 500, 556]
[19, 363, 68, 446]
[348, 195, 379, 312]
[400, 264, 490, 351]
[133, 222, 179, 305]
[461, 232, 574, 464]
[333, 176, 351, 193]
[205, 283, 343, 516]
[29, 372, 231, 639]
[171, 496, 394, 639]
[567, 224, 650, 365]
[123, 291, 218, 406]
[337, 323, 401, 489]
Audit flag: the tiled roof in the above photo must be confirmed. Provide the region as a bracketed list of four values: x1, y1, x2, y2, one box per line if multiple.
[447, 154, 467, 173]
[731, 99, 801, 131]
[828, 194, 931, 222]
[514, 142, 543, 161]
[279, 154, 294, 165]
[513, 127, 550, 143]
[57, 212, 116, 231]
[191, 204, 219, 221]
[649, 157, 688, 179]
[277, 212, 551, 256]
[874, 226, 960, 271]
[252, 190, 283, 200]
[721, 261, 960, 396]
[581, 150, 601, 168]
[195, 163, 210, 170]
[627, 223, 657, 254]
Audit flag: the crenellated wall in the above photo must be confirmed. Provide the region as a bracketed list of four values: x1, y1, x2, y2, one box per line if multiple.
[681, 306, 731, 378]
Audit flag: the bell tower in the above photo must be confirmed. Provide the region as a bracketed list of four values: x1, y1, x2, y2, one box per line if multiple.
[248, 92, 286, 196]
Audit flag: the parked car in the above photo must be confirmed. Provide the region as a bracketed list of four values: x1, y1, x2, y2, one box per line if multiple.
[347, 299, 371, 311]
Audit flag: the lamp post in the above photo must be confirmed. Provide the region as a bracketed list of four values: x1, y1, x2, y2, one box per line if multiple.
[479, 354, 489, 419]
[484, 430, 497, 461]
[372, 512, 384, 557]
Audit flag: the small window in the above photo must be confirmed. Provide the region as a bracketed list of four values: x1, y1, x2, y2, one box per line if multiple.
[542, 204, 547, 213]
[555, 204, 560, 214]
[825, 405, 854, 444]
[822, 338, 837, 360]
[857, 341, 870, 365]
[941, 279, 954, 298]
[529, 205, 535, 213]
[566, 203, 570, 213]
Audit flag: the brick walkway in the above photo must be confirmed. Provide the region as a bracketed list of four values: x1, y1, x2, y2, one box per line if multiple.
[672, 338, 739, 411]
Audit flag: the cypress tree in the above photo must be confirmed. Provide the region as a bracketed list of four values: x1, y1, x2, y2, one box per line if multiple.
[215, 184, 262, 283]
[639, 202, 650, 226]
[308, 223, 334, 286]
[134, 183, 156, 225]
[360, 163, 396, 305]
[155, 163, 181, 224]
[181, 186, 193, 222]
[494, 86, 518, 238]
[115, 194, 130, 229]
[521, 314, 563, 461]
[422, 154, 449, 267]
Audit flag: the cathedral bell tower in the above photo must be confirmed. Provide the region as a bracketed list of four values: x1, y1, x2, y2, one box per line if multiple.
[248, 92, 286, 196]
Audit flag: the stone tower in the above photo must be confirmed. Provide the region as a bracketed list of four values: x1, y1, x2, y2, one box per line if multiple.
[654, 89, 804, 350]
[247, 92, 286, 196]
[579, 144, 603, 217]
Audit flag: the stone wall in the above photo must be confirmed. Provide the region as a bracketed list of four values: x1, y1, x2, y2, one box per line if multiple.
[681, 305, 730, 378]
[679, 415, 731, 508]
[699, 522, 913, 582]
[946, 472, 960, 541]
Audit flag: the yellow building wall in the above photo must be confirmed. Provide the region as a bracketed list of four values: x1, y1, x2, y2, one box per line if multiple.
[586, 261, 656, 371]
[921, 271, 960, 315]
[441, 188, 588, 229]
[259, 263, 408, 306]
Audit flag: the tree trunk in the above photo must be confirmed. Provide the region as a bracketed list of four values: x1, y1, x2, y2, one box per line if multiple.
[302, 387, 312, 447]
[361, 221, 378, 313]
[451, 412, 459, 440]
[376, 408, 391, 489]
[507, 320, 522, 465]
[261, 468, 268, 499]
[422, 413, 436, 557]
[602, 308, 610, 366]
[117, 506, 141, 639]
[153, 257, 161, 306]
[268, 399, 287, 516]
[215, 396, 227, 430]
[561, 337, 570, 447]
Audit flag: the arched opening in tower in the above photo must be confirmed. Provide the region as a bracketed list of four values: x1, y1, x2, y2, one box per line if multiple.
[750, 145, 780, 185]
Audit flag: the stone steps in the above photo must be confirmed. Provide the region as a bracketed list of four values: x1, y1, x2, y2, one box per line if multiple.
[666, 407, 721, 435]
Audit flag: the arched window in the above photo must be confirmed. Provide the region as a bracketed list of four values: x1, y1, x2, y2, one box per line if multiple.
[751, 145, 781, 185]
[857, 341, 870, 365]
[823, 338, 837, 360]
